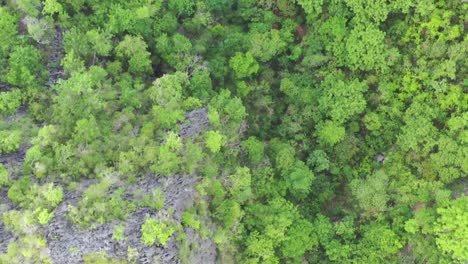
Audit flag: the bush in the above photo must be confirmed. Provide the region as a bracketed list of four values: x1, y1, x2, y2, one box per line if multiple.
[7, 177, 31, 206]
[141, 218, 177, 246]
[112, 225, 126, 241]
[139, 188, 165, 210]
[0, 89, 22, 116]
[0, 235, 51, 263]
[0, 130, 22, 154]
[181, 210, 200, 230]
[67, 179, 135, 228]
[0, 164, 9, 187]
[83, 252, 126, 264]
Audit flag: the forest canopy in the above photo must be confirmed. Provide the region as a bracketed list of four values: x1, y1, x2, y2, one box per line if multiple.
[0, 0, 466, 263]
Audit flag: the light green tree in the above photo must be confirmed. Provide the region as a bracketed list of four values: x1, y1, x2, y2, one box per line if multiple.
[318, 75, 368, 124]
[141, 218, 176, 246]
[350, 170, 389, 214]
[115, 35, 152, 74]
[241, 137, 265, 164]
[434, 196, 468, 262]
[205, 130, 224, 153]
[5, 45, 46, 87]
[0, 130, 22, 155]
[228, 167, 252, 203]
[229, 52, 259, 79]
[346, 25, 394, 72]
[0, 89, 22, 116]
[315, 120, 346, 146]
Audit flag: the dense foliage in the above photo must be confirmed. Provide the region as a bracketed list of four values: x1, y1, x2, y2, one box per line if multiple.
[0, 0, 466, 263]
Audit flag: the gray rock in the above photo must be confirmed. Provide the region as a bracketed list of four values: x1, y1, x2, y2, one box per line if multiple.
[43, 175, 215, 264]
[179, 108, 210, 139]
[375, 154, 386, 163]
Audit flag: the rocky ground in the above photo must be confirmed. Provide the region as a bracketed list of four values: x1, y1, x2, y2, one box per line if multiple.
[0, 107, 217, 263]
[44, 174, 215, 264]
[45, 25, 65, 88]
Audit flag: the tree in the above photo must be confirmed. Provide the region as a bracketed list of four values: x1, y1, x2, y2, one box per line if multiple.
[346, 24, 395, 72]
[0, 1, 464, 262]
[205, 130, 224, 153]
[434, 196, 468, 262]
[249, 29, 288, 62]
[243, 198, 316, 262]
[350, 170, 389, 214]
[42, 0, 68, 20]
[428, 135, 466, 184]
[363, 112, 382, 131]
[41, 183, 63, 208]
[215, 199, 243, 228]
[244, 231, 278, 263]
[168, 0, 195, 17]
[345, 0, 412, 24]
[155, 33, 193, 70]
[189, 70, 213, 100]
[67, 178, 134, 228]
[5, 45, 46, 87]
[152, 132, 183, 175]
[148, 72, 188, 129]
[182, 141, 204, 174]
[0, 234, 51, 263]
[228, 167, 252, 203]
[12, 0, 41, 17]
[397, 113, 438, 157]
[85, 29, 112, 57]
[51, 69, 106, 133]
[241, 136, 265, 164]
[115, 35, 152, 74]
[283, 160, 315, 199]
[0, 7, 18, 55]
[181, 209, 200, 230]
[229, 52, 259, 79]
[318, 75, 368, 124]
[307, 149, 329, 173]
[73, 116, 100, 144]
[357, 223, 403, 261]
[155, 12, 178, 33]
[204, 0, 232, 12]
[296, 0, 324, 22]
[281, 219, 317, 260]
[209, 90, 248, 129]
[270, 139, 296, 173]
[315, 120, 346, 146]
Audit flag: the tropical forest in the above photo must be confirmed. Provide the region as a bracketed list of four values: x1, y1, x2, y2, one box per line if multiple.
[0, 0, 466, 263]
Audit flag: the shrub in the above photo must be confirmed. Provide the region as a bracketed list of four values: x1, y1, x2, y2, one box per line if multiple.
[181, 210, 200, 230]
[0, 89, 22, 116]
[0, 164, 9, 187]
[0, 130, 22, 154]
[112, 225, 126, 241]
[141, 218, 177, 246]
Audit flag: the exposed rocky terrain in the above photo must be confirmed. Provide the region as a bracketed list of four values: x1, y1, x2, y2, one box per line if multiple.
[0, 108, 217, 263]
[45, 26, 65, 88]
[179, 107, 210, 139]
[44, 175, 214, 264]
